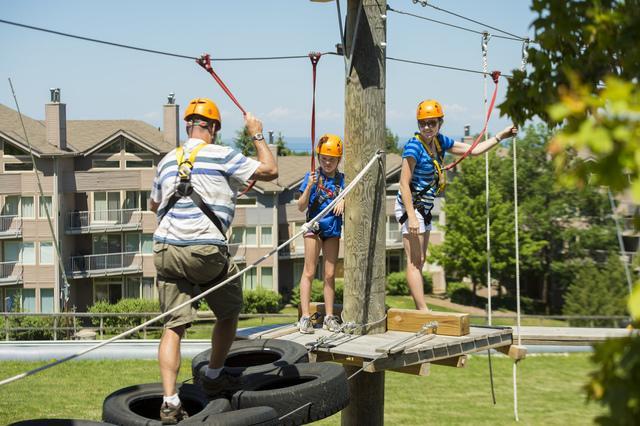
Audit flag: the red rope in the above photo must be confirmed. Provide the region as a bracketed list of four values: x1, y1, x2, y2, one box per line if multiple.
[196, 53, 255, 196]
[196, 54, 246, 115]
[444, 70, 501, 171]
[309, 52, 321, 173]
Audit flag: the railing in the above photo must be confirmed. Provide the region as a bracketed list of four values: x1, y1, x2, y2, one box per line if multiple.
[0, 215, 22, 238]
[0, 312, 297, 341]
[0, 261, 22, 283]
[67, 251, 142, 277]
[66, 209, 144, 233]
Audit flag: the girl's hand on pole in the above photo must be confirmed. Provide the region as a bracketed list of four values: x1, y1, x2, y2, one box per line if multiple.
[333, 199, 345, 216]
[497, 125, 518, 141]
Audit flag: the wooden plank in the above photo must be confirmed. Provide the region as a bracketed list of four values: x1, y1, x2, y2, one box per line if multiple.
[508, 344, 527, 361]
[253, 324, 298, 340]
[375, 333, 436, 354]
[299, 302, 343, 320]
[432, 355, 467, 368]
[387, 308, 470, 336]
[315, 352, 430, 376]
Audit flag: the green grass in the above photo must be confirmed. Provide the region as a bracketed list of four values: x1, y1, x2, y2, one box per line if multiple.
[0, 354, 605, 425]
[385, 295, 457, 312]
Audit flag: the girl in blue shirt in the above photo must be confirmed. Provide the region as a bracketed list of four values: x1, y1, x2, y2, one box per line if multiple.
[297, 134, 345, 333]
[397, 100, 517, 311]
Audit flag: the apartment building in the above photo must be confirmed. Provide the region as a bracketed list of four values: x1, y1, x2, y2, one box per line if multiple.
[0, 92, 447, 313]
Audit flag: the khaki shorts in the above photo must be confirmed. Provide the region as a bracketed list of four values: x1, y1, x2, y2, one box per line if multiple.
[154, 242, 243, 329]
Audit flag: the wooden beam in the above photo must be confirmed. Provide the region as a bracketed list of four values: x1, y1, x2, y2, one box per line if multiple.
[386, 308, 470, 336]
[508, 344, 527, 361]
[299, 302, 343, 320]
[432, 355, 467, 368]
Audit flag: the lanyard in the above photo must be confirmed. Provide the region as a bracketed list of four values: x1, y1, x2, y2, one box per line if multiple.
[176, 142, 208, 180]
[416, 134, 446, 195]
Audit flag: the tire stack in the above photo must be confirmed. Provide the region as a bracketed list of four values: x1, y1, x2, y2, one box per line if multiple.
[101, 339, 350, 425]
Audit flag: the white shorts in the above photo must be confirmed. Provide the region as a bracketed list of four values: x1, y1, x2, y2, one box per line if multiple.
[394, 199, 432, 235]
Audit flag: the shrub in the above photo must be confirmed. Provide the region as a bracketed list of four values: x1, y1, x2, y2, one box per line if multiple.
[290, 279, 344, 307]
[242, 288, 282, 314]
[88, 298, 160, 337]
[386, 271, 433, 295]
[447, 282, 474, 305]
[0, 314, 56, 340]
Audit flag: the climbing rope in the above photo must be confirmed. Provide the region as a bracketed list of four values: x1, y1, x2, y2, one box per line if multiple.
[442, 69, 501, 171]
[480, 32, 498, 407]
[512, 37, 529, 423]
[196, 53, 256, 196]
[0, 150, 385, 387]
[309, 52, 322, 173]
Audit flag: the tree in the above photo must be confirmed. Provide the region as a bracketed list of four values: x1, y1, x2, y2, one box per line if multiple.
[275, 132, 293, 156]
[385, 127, 401, 154]
[234, 126, 254, 156]
[500, 0, 640, 202]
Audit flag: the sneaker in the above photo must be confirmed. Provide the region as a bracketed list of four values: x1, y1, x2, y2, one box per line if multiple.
[323, 315, 341, 332]
[200, 369, 242, 398]
[298, 315, 315, 334]
[159, 401, 189, 425]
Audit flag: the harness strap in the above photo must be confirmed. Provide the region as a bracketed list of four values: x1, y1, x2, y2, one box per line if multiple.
[309, 52, 322, 173]
[416, 133, 446, 194]
[398, 205, 432, 226]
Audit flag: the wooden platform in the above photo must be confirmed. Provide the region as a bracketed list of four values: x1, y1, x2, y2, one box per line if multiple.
[242, 325, 513, 374]
[512, 326, 635, 345]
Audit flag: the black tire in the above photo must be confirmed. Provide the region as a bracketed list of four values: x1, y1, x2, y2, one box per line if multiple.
[10, 421, 115, 426]
[182, 406, 279, 426]
[102, 383, 230, 426]
[231, 363, 349, 425]
[192, 339, 309, 385]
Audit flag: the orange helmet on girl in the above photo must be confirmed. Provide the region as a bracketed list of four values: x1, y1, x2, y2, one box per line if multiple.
[416, 100, 444, 120]
[316, 134, 343, 157]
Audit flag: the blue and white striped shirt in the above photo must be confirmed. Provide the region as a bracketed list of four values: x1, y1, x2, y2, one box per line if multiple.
[396, 133, 455, 212]
[151, 138, 260, 246]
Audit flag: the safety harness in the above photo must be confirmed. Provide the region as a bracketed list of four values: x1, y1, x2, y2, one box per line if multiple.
[306, 171, 343, 223]
[160, 143, 226, 240]
[398, 134, 446, 226]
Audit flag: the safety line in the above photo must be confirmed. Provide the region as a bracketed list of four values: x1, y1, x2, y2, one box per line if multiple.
[387, 5, 522, 41]
[8, 80, 71, 310]
[387, 56, 512, 79]
[309, 53, 322, 173]
[411, 0, 527, 41]
[0, 150, 385, 387]
[0, 18, 335, 62]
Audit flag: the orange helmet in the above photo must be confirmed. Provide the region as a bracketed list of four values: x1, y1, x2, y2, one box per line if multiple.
[416, 100, 444, 120]
[316, 134, 343, 157]
[184, 98, 221, 130]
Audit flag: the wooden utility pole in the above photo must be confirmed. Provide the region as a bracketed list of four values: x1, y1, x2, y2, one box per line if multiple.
[342, 0, 387, 424]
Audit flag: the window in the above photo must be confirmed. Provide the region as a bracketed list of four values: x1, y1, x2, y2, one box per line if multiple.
[125, 233, 140, 252]
[293, 261, 304, 286]
[260, 226, 273, 247]
[21, 289, 35, 312]
[243, 268, 257, 290]
[141, 234, 153, 254]
[260, 267, 273, 289]
[2, 196, 19, 216]
[3, 143, 28, 156]
[93, 192, 121, 222]
[387, 216, 401, 242]
[40, 288, 54, 313]
[142, 277, 155, 299]
[125, 191, 151, 211]
[230, 227, 244, 244]
[5, 162, 33, 172]
[92, 160, 120, 169]
[141, 191, 150, 211]
[237, 197, 257, 206]
[5, 288, 20, 312]
[126, 160, 153, 168]
[124, 276, 140, 299]
[39, 196, 52, 218]
[3, 241, 20, 262]
[39, 242, 54, 265]
[93, 234, 122, 254]
[292, 222, 305, 253]
[96, 140, 122, 154]
[94, 278, 122, 304]
[124, 140, 148, 154]
[20, 197, 34, 218]
[22, 242, 35, 265]
[245, 227, 257, 246]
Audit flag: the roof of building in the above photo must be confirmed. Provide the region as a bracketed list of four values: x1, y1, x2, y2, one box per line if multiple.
[0, 103, 174, 156]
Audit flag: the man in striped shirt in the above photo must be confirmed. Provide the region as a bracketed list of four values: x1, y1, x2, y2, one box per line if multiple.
[150, 98, 277, 423]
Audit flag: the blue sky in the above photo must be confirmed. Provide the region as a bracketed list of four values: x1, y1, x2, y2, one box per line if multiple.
[0, 0, 536, 146]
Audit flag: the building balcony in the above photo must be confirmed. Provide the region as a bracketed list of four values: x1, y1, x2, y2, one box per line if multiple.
[0, 261, 23, 285]
[67, 251, 143, 278]
[278, 243, 305, 260]
[66, 209, 145, 234]
[0, 215, 22, 239]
